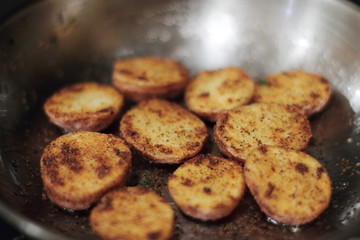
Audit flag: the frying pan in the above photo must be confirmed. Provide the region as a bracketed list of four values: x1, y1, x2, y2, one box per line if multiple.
[1, 0, 360, 239]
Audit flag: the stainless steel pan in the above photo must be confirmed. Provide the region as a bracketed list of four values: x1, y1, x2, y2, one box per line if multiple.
[1, 0, 360, 239]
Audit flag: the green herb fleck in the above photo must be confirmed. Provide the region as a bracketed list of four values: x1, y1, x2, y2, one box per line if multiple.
[258, 79, 268, 85]
[138, 175, 149, 186]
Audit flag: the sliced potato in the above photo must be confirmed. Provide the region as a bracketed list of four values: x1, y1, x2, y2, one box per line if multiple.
[120, 99, 208, 164]
[90, 186, 174, 240]
[244, 145, 332, 225]
[253, 70, 332, 115]
[112, 56, 188, 102]
[168, 154, 245, 221]
[44, 82, 124, 132]
[214, 103, 312, 162]
[40, 131, 131, 210]
[185, 67, 255, 121]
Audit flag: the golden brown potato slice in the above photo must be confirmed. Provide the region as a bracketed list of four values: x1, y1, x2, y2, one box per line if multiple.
[112, 56, 188, 102]
[253, 70, 332, 116]
[168, 154, 245, 221]
[214, 103, 312, 162]
[244, 145, 332, 225]
[40, 131, 131, 210]
[44, 82, 124, 132]
[120, 99, 208, 164]
[90, 186, 175, 240]
[185, 67, 255, 121]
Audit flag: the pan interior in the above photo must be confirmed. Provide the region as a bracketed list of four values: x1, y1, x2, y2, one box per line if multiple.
[0, 0, 360, 239]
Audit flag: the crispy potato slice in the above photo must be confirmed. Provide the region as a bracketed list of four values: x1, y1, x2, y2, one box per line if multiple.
[120, 99, 208, 164]
[90, 186, 175, 240]
[168, 154, 245, 221]
[40, 131, 131, 210]
[112, 56, 188, 102]
[185, 67, 254, 121]
[44, 82, 124, 132]
[214, 103, 312, 162]
[244, 145, 332, 225]
[253, 70, 332, 115]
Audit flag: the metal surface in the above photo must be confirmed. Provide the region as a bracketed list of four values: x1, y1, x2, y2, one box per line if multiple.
[0, 0, 360, 239]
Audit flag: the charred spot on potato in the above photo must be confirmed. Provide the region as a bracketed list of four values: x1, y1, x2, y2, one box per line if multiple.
[101, 196, 114, 211]
[60, 145, 82, 171]
[317, 167, 325, 179]
[47, 169, 61, 185]
[295, 163, 309, 175]
[113, 148, 131, 162]
[98, 107, 114, 114]
[61, 155, 83, 173]
[61, 143, 79, 155]
[194, 156, 204, 166]
[320, 77, 328, 84]
[182, 178, 194, 187]
[186, 141, 200, 151]
[97, 165, 111, 179]
[265, 182, 275, 198]
[147, 231, 161, 240]
[42, 157, 57, 169]
[198, 92, 210, 98]
[203, 187, 211, 194]
[259, 145, 268, 154]
[155, 144, 173, 154]
[208, 156, 219, 166]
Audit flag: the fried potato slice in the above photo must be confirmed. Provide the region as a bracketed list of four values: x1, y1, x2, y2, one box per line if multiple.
[120, 99, 208, 164]
[112, 56, 188, 102]
[90, 186, 175, 240]
[214, 103, 312, 162]
[44, 82, 124, 132]
[40, 131, 131, 210]
[185, 67, 255, 121]
[168, 154, 245, 221]
[253, 70, 332, 115]
[244, 145, 332, 225]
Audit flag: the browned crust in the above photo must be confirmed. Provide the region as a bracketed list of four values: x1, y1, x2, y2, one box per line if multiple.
[213, 112, 247, 162]
[90, 186, 175, 240]
[185, 67, 255, 122]
[213, 103, 312, 162]
[43, 175, 128, 210]
[43, 82, 124, 132]
[40, 132, 132, 210]
[253, 70, 332, 116]
[168, 154, 246, 221]
[120, 99, 208, 164]
[244, 146, 332, 225]
[112, 56, 188, 102]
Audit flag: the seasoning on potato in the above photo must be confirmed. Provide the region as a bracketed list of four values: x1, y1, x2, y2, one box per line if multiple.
[40, 131, 131, 210]
[90, 186, 175, 240]
[253, 70, 332, 116]
[244, 145, 332, 225]
[168, 154, 246, 221]
[120, 99, 208, 164]
[112, 56, 188, 102]
[44, 82, 124, 132]
[214, 103, 312, 162]
[185, 67, 255, 121]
